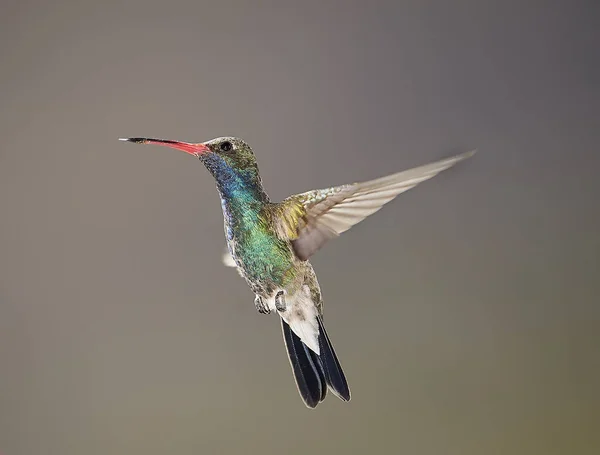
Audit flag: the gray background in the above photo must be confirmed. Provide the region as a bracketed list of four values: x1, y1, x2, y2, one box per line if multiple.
[1, 1, 599, 454]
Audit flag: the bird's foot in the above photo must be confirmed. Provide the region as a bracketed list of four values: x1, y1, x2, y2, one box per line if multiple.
[254, 295, 271, 314]
[275, 290, 287, 312]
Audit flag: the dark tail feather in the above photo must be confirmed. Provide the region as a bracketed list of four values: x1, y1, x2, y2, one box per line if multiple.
[281, 317, 350, 408]
[317, 316, 351, 402]
[281, 319, 326, 408]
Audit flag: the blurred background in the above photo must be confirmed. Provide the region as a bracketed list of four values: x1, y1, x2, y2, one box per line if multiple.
[1, 1, 599, 454]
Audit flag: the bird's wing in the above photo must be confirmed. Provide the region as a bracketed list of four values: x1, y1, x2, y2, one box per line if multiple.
[274, 150, 476, 261]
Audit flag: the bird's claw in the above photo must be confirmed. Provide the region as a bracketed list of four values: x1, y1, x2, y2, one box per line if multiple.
[254, 295, 271, 314]
[275, 290, 287, 312]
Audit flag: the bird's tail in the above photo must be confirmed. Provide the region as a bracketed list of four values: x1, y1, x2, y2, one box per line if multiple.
[281, 316, 350, 408]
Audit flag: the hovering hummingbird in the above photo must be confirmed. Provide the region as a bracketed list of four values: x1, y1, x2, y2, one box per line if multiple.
[120, 135, 475, 408]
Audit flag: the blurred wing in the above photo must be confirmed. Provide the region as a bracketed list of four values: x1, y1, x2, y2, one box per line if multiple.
[222, 246, 237, 267]
[278, 150, 476, 261]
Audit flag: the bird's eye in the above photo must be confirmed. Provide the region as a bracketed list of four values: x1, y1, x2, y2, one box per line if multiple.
[220, 141, 233, 152]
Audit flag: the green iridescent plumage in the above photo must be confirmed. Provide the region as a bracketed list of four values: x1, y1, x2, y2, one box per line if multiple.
[121, 134, 476, 408]
[198, 138, 305, 296]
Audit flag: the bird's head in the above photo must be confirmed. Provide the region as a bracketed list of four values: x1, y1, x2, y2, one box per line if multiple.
[120, 135, 261, 184]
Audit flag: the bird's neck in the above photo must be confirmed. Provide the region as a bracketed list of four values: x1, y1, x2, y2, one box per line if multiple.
[201, 154, 269, 229]
[218, 182, 269, 238]
[215, 171, 269, 229]
[217, 179, 268, 211]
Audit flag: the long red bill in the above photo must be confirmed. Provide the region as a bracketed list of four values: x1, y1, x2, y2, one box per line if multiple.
[119, 137, 210, 157]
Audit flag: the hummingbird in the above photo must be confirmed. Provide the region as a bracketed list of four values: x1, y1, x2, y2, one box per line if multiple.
[120, 135, 475, 408]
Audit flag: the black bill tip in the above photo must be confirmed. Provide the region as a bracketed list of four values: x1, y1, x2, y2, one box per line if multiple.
[119, 137, 150, 144]
[118, 137, 188, 146]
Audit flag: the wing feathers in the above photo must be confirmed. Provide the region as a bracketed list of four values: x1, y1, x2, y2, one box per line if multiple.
[275, 150, 475, 260]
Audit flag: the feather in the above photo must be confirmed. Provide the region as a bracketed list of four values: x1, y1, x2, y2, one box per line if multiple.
[316, 316, 350, 401]
[281, 319, 326, 408]
[281, 316, 350, 408]
[222, 246, 237, 267]
[273, 150, 476, 260]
